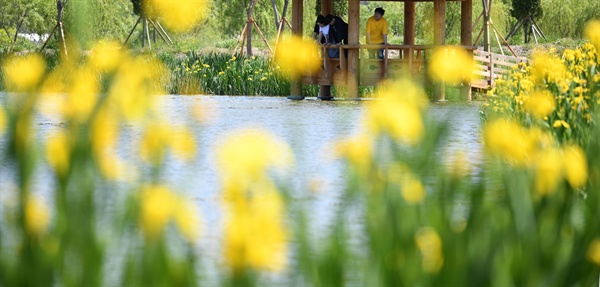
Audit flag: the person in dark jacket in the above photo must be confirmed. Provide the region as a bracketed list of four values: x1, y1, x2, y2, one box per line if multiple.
[324, 14, 348, 58]
[326, 14, 348, 45]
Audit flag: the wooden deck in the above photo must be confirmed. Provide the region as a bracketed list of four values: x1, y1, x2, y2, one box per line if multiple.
[301, 44, 527, 91]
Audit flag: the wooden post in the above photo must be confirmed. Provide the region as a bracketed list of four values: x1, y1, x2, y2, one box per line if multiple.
[322, 0, 332, 16]
[288, 0, 304, 100]
[482, 0, 491, 52]
[433, 0, 446, 46]
[404, 0, 415, 45]
[347, 0, 360, 99]
[433, 0, 446, 101]
[461, 0, 473, 101]
[320, 0, 333, 100]
[461, 0, 472, 46]
[56, 0, 68, 58]
[246, 0, 258, 56]
[143, 17, 151, 49]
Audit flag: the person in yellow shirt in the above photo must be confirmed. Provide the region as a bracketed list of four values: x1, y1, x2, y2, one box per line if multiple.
[366, 7, 388, 59]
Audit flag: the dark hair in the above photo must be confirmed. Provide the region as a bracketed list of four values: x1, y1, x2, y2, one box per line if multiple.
[375, 7, 385, 16]
[325, 14, 334, 25]
[316, 14, 327, 25]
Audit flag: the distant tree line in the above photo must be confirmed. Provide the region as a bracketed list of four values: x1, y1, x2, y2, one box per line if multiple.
[1, 0, 599, 53]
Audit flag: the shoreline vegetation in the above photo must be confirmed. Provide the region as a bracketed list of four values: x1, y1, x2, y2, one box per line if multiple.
[0, 40, 586, 99]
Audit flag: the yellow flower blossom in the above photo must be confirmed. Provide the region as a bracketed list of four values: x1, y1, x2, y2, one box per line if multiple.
[91, 107, 119, 155]
[377, 78, 429, 111]
[274, 36, 321, 79]
[534, 147, 563, 197]
[365, 98, 423, 145]
[588, 239, 600, 266]
[483, 119, 536, 166]
[415, 227, 444, 273]
[525, 90, 556, 118]
[562, 144, 587, 189]
[2, 53, 46, 93]
[139, 123, 172, 164]
[64, 68, 99, 122]
[139, 185, 201, 242]
[531, 51, 567, 84]
[25, 195, 50, 236]
[174, 198, 202, 242]
[139, 185, 176, 239]
[216, 128, 294, 193]
[170, 127, 197, 162]
[142, 0, 208, 33]
[584, 20, 600, 50]
[46, 131, 71, 175]
[401, 173, 426, 204]
[429, 46, 474, 84]
[88, 40, 125, 73]
[333, 134, 372, 168]
[553, 120, 570, 129]
[224, 189, 288, 272]
[108, 56, 166, 121]
[96, 151, 134, 182]
[0, 108, 6, 134]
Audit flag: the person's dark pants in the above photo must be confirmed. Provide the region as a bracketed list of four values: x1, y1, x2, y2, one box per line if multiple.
[368, 43, 384, 59]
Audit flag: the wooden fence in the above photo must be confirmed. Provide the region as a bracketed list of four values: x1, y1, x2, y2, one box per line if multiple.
[472, 50, 528, 89]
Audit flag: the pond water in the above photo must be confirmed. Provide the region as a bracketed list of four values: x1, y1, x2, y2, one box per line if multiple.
[0, 94, 484, 284]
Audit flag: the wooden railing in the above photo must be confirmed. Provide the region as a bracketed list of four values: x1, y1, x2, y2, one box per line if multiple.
[302, 45, 525, 90]
[302, 44, 437, 86]
[472, 50, 528, 89]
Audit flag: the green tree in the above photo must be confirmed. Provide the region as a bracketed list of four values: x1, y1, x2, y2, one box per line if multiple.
[0, 0, 54, 53]
[540, 0, 600, 39]
[63, 0, 135, 47]
[510, 0, 542, 43]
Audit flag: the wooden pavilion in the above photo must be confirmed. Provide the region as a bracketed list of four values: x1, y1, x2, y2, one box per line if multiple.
[288, 0, 474, 101]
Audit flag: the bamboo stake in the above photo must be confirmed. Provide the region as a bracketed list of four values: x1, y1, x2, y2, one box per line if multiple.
[40, 23, 58, 51]
[148, 19, 169, 44]
[233, 23, 249, 56]
[493, 27, 504, 55]
[124, 15, 142, 46]
[531, 18, 547, 40]
[490, 21, 518, 57]
[59, 22, 68, 58]
[506, 17, 523, 40]
[154, 20, 174, 44]
[252, 20, 273, 54]
[472, 11, 483, 31]
[531, 22, 545, 42]
[474, 25, 484, 46]
[274, 19, 285, 56]
[240, 23, 248, 55]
